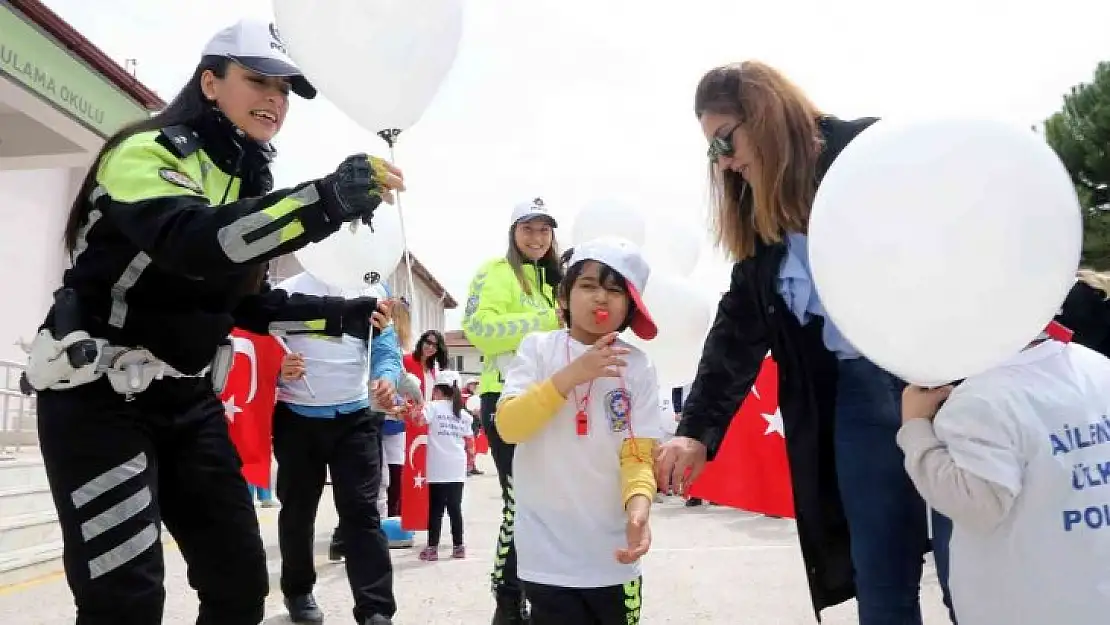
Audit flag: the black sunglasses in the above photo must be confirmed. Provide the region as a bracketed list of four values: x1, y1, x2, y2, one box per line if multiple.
[707, 121, 743, 164]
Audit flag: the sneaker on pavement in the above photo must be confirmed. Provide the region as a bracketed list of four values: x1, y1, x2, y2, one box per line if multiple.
[285, 593, 324, 624]
[418, 545, 438, 561]
[452, 544, 466, 559]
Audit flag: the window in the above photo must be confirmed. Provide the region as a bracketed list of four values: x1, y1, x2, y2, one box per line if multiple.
[455, 356, 464, 371]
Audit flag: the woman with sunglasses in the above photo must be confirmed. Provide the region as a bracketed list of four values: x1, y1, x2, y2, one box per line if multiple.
[654, 61, 956, 625]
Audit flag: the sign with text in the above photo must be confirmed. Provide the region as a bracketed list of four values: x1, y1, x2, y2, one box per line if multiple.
[0, 6, 150, 137]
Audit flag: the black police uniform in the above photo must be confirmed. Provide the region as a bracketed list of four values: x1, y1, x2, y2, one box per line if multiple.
[34, 108, 380, 625]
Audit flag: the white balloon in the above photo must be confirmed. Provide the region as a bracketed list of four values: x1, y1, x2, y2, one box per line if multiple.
[571, 200, 647, 248]
[273, 0, 464, 133]
[809, 117, 1082, 386]
[625, 272, 714, 389]
[642, 219, 702, 277]
[294, 203, 406, 290]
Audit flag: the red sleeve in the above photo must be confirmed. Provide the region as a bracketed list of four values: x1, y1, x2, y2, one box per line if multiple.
[403, 353, 425, 395]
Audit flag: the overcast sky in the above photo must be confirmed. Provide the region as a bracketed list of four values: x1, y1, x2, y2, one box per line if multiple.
[44, 0, 1110, 327]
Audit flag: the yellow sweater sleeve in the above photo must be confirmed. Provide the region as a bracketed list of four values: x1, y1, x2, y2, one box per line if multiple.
[495, 380, 566, 443]
[620, 438, 657, 507]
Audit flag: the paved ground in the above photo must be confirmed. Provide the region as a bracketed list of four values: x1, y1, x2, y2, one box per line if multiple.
[0, 455, 951, 624]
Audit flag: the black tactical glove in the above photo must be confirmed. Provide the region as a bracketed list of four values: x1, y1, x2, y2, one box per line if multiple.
[317, 154, 389, 227]
[340, 296, 382, 340]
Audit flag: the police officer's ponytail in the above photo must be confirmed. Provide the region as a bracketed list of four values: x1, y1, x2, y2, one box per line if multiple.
[63, 56, 231, 255]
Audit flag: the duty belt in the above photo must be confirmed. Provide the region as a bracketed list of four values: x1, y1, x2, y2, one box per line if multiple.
[96, 343, 234, 398]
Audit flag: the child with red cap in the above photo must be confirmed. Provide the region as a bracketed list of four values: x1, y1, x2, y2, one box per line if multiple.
[495, 236, 661, 625]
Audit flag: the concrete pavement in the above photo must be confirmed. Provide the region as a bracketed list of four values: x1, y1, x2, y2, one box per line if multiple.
[0, 455, 951, 624]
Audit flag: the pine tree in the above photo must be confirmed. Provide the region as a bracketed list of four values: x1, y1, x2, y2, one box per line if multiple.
[1044, 61, 1110, 269]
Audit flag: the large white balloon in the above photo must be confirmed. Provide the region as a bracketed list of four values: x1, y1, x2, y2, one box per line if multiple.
[295, 204, 406, 290]
[809, 117, 1082, 387]
[273, 0, 463, 133]
[571, 200, 647, 248]
[625, 272, 714, 389]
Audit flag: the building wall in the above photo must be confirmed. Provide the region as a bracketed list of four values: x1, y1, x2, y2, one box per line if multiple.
[0, 167, 82, 363]
[384, 256, 447, 340]
[448, 346, 483, 378]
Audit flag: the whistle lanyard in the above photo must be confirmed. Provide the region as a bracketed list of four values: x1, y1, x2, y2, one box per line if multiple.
[566, 336, 593, 436]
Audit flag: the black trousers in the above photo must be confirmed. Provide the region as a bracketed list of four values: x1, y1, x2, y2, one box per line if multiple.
[427, 482, 464, 546]
[37, 377, 268, 625]
[524, 577, 644, 625]
[481, 392, 522, 599]
[386, 463, 402, 518]
[272, 402, 395, 621]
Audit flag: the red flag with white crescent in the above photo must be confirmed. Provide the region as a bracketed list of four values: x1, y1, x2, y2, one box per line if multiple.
[688, 356, 795, 518]
[400, 415, 430, 531]
[220, 328, 284, 489]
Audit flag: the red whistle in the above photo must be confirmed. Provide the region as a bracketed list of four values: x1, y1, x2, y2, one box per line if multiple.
[593, 309, 609, 324]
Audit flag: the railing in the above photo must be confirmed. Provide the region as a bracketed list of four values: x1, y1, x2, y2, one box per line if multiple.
[0, 359, 36, 459]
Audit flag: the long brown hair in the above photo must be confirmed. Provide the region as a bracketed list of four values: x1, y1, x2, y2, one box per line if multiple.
[694, 61, 824, 261]
[506, 222, 561, 297]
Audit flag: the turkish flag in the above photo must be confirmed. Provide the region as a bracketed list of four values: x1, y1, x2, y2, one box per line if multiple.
[400, 416, 430, 531]
[220, 329, 284, 490]
[687, 356, 795, 518]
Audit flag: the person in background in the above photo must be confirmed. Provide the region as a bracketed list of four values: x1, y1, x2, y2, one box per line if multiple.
[655, 60, 954, 623]
[462, 377, 484, 476]
[417, 370, 473, 561]
[272, 271, 398, 625]
[404, 330, 450, 400]
[329, 280, 404, 561]
[379, 296, 413, 520]
[1055, 269, 1110, 357]
[463, 197, 563, 625]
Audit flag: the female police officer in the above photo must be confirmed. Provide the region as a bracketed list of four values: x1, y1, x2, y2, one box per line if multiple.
[24, 19, 404, 625]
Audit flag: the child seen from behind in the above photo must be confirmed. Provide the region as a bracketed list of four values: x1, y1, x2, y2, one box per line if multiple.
[898, 323, 1110, 625]
[419, 369, 472, 561]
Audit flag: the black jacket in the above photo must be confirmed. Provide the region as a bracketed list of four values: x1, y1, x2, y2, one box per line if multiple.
[676, 116, 878, 618]
[48, 110, 368, 374]
[1057, 280, 1110, 357]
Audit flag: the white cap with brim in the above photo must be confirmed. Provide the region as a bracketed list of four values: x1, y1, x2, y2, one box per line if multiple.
[511, 197, 558, 227]
[435, 369, 462, 388]
[202, 19, 317, 99]
[567, 236, 658, 340]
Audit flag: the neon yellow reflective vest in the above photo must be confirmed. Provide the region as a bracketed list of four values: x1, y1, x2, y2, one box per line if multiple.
[462, 258, 561, 394]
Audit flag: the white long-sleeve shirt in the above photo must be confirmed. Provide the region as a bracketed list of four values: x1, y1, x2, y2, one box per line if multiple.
[897, 340, 1110, 625]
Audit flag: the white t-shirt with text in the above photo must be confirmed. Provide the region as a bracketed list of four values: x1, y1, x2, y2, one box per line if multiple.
[501, 329, 662, 588]
[934, 340, 1110, 625]
[422, 399, 472, 484]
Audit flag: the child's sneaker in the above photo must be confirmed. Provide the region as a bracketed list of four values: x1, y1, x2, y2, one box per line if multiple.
[451, 545, 466, 559]
[418, 546, 438, 561]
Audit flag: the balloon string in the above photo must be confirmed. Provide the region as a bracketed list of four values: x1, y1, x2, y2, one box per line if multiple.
[389, 141, 417, 304]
